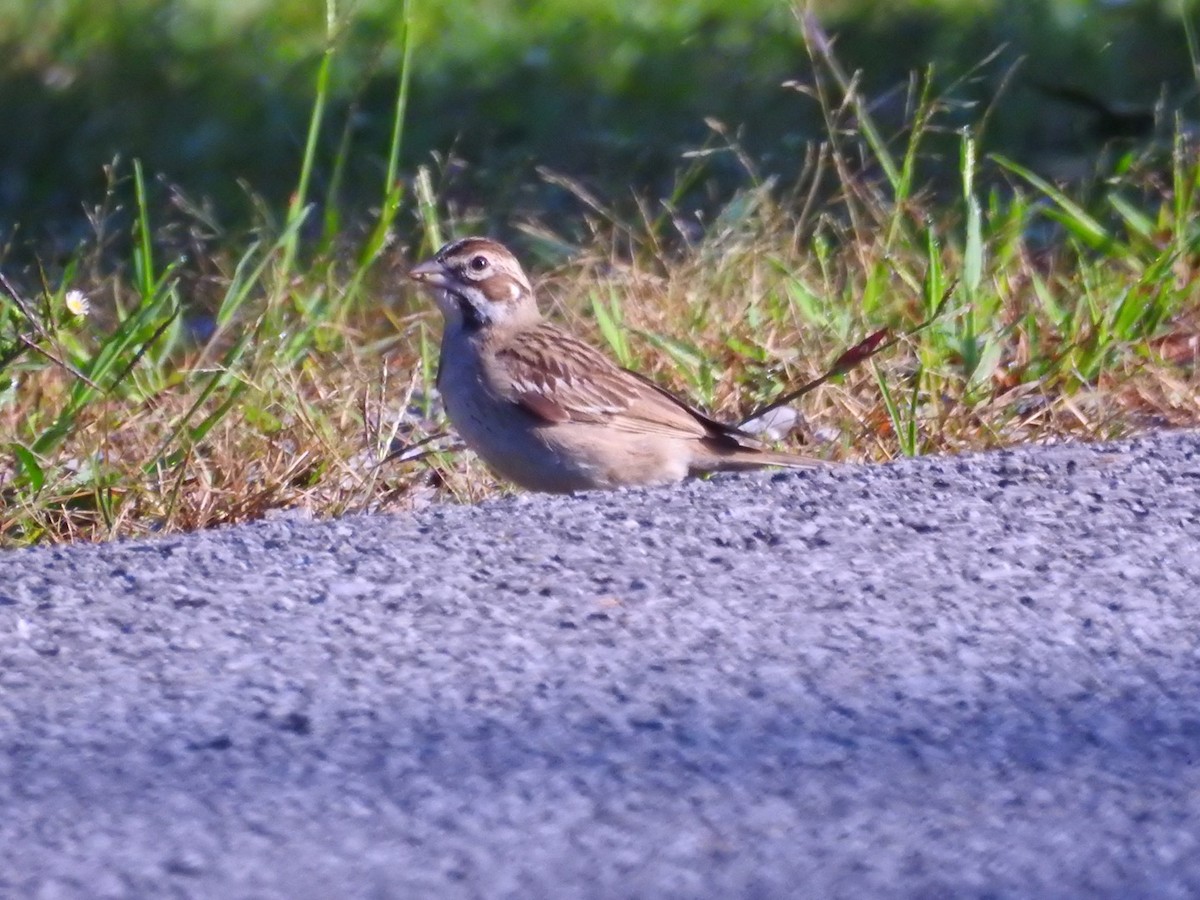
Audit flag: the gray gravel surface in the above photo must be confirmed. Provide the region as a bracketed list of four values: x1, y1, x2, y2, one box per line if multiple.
[2, 429, 1200, 899]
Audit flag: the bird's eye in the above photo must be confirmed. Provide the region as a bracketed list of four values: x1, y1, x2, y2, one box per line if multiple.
[469, 255, 489, 272]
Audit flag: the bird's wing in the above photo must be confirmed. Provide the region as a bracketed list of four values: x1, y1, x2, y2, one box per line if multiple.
[492, 322, 741, 442]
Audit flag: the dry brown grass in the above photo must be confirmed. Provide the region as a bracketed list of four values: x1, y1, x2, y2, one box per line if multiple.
[5, 211, 1198, 547]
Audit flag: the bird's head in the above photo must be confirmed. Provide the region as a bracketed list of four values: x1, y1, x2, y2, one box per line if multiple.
[409, 237, 538, 334]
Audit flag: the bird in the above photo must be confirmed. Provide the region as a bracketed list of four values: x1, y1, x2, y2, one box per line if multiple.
[407, 236, 823, 493]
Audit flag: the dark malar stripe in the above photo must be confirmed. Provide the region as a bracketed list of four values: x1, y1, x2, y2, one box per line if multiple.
[454, 292, 487, 332]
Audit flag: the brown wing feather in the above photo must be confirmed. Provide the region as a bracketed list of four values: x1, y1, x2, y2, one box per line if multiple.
[617, 367, 756, 448]
[493, 322, 733, 442]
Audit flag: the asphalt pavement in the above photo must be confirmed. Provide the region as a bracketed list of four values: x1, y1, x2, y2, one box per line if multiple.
[2, 429, 1199, 899]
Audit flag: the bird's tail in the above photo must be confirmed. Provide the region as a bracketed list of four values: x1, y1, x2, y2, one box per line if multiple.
[695, 442, 830, 475]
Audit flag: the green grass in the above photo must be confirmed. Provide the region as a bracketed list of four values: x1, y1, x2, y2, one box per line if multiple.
[0, 0, 1195, 245]
[2, 1, 1200, 545]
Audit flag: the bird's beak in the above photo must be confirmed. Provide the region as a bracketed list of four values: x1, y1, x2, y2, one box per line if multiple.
[408, 259, 447, 286]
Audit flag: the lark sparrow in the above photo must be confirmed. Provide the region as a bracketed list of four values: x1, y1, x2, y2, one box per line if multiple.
[408, 237, 821, 492]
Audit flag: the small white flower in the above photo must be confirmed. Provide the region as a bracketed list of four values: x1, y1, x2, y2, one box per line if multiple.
[64, 290, 90, 317]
